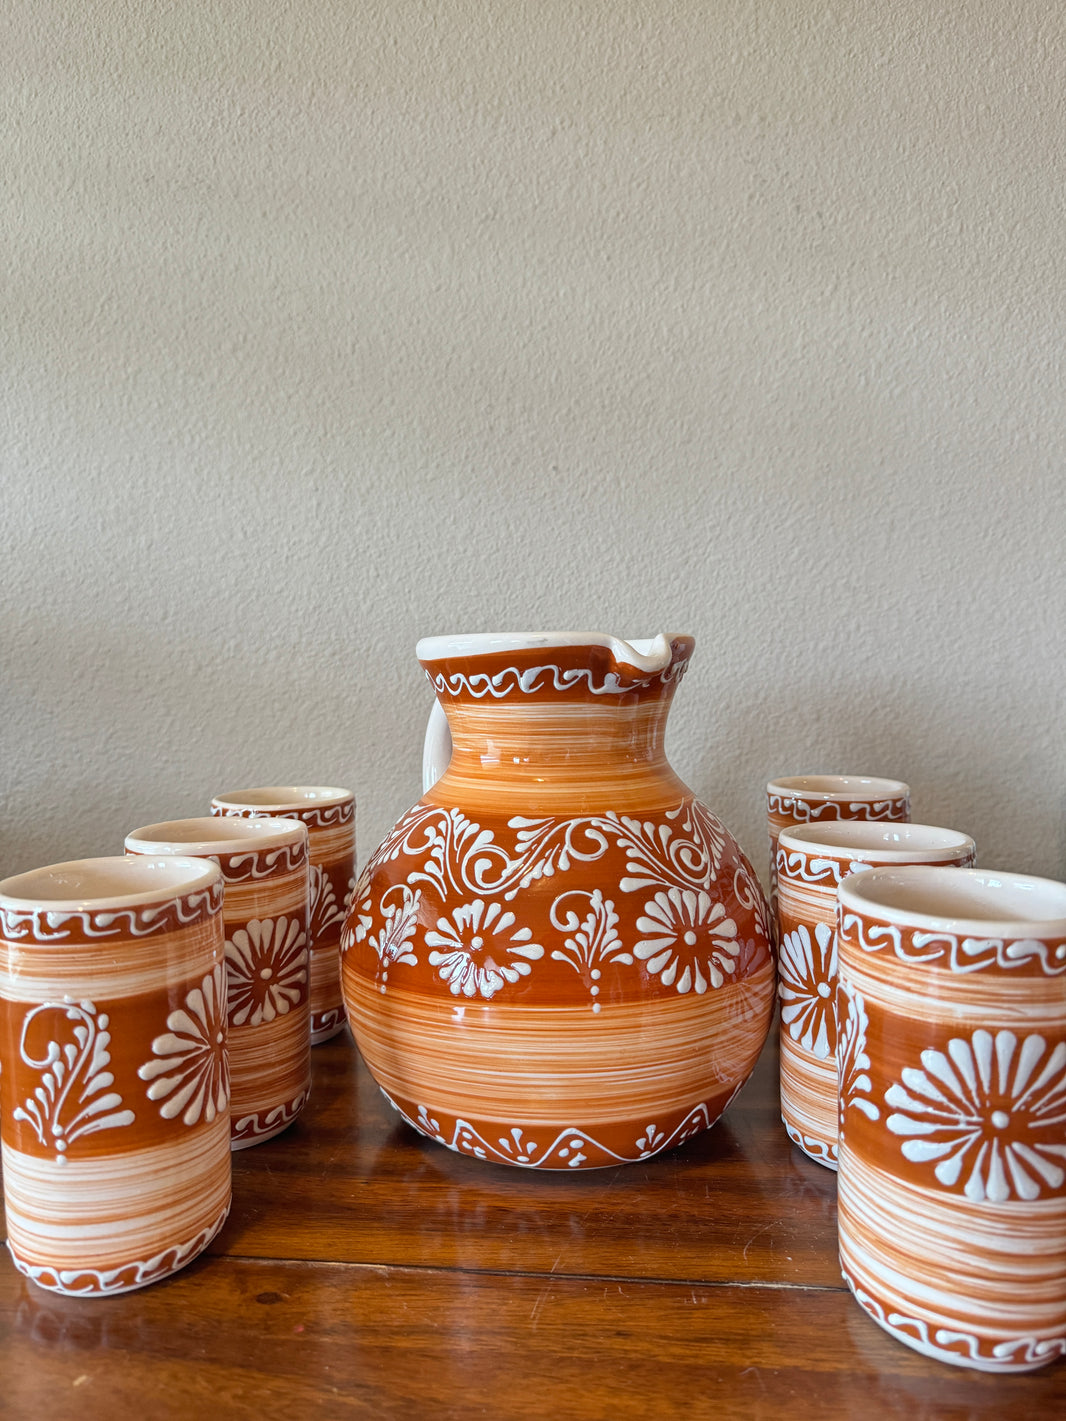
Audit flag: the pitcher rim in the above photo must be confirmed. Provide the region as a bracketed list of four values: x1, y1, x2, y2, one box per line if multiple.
[416, 632, 691, 672]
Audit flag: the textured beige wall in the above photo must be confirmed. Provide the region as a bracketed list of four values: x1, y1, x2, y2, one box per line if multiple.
[3, 1, 1064, 886]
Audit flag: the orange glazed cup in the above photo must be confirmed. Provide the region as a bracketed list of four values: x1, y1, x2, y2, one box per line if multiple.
[210, 786, 355, 1044]
[125, 816, 312, 1149]
[0, 856, 231, 1296]
[775, 822, 975, 1170]
[766, 775, 911, 926]
[837, 865, 1066, 1372]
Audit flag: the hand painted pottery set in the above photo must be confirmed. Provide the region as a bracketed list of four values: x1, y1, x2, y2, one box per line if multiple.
[1, 631, 1063, 1378]
[765, 774, 1066, 1373]
[0, 786, 355, 1297]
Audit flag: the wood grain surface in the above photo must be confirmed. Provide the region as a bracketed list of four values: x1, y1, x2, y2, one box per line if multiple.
[2, 1030, 1063, 1418]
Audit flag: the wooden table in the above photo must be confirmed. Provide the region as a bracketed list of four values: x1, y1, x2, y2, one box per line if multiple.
[1, 1029, 1063, 1418]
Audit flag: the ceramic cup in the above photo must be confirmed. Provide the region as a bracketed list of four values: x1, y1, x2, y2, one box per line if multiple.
[125, 816, 312, 1149]
[836, 865, 1066, 1372]
[0, 855, 231, 1296]
[766, 776, 911, 925]
[211, 786, 354, 1043]
[775, 822, 975, 1169]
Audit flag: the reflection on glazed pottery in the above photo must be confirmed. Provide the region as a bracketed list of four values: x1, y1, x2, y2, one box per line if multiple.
[0, 856, 232, 1297]
[125, 816, 312, 1149]
[343, 633, 775, 1170]
[210, 786, 355, 1043]
[775, 821, 975, 1169]
[836, 865, 1066, 1372]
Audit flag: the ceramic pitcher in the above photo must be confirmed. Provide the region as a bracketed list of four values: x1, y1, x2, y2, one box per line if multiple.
[342, 632, 775, 1169]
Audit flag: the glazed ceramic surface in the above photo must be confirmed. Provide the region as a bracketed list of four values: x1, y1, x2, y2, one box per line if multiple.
[776, 822, 975, 1169]
[342, 633, 775, 1169]
[836, 866, 1066, 1372]
[125, 817, 312, 1149]
[210, 786, 355, 1043]
[0, 856, 231, 1296]
[766, 776, 911, 923]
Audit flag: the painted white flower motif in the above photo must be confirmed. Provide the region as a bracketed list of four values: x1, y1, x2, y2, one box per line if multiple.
[837, 981, 879, 1126]
[309, 864, 345, 938]
[138, 966, 229, 1126]
[426, 899, 544, 999]
[369, 886, 422, 969]
[343, 877, 374, 958]
[633, 888, 739, 993]
[616, 801, 725, 894]
[778, 921, 837, 1059]
[885, 1029, 1066, 1202]
[13, 1002, 135, 1162]
[549, 889, 633, 1012]
[734, 858, 773, 947]
[225, 916, 307, 1026]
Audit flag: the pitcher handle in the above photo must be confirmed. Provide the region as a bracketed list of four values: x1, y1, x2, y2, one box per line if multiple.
[422, 699, 452, 793]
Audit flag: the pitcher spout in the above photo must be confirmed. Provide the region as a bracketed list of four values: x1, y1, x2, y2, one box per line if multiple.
[417, 631, 695, 796]
[415, 631, 693, 684]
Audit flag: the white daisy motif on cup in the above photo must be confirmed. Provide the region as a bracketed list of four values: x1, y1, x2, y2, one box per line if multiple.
[425, 899, 544, 999]
[778, 921, 837, 1059]
[138, 966, 229, 1126]
[885, 1029, 1066, 1202]
[633, 888, 739, 993]
[225, 916, 308, 1026]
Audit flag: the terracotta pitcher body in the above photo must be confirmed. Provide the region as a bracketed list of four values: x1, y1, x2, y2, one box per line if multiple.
[342, 632, 774, 1169]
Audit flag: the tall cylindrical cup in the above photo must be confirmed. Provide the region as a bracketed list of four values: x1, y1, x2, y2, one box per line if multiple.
[125, 816, 312, 1148]
[776, 822, 974, 1168]
[837, 865, 1066, 1372]
[0, 856, 231, 1295]
[211, 786, 355, 1043]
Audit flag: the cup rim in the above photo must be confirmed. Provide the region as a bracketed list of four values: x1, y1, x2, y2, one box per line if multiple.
[779, 821, 973, 863]
[0, 855, 221, 912]
[838, 865, 1066, 937]
[126, 816, 308, 857]
[211, 785, 353, 811]
[767, 774, 910, 802]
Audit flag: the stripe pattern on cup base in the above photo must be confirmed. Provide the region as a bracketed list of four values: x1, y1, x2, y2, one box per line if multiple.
[311, 1006, 347, 1043]
[841, 1266, 1066, 1374]
[6, 1199, 230, 1298]
[230, 1090, 309, 1151]
[782, 1119, 837, 1171]
[839, 1148, 1066, 1372]
[779, 1023, 838, 1169]
[3, 1121, 232, 1293]
[309, 943, 345, 1044]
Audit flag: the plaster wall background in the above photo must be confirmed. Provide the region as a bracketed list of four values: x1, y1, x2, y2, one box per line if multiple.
[2, 0, 1064, 886]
